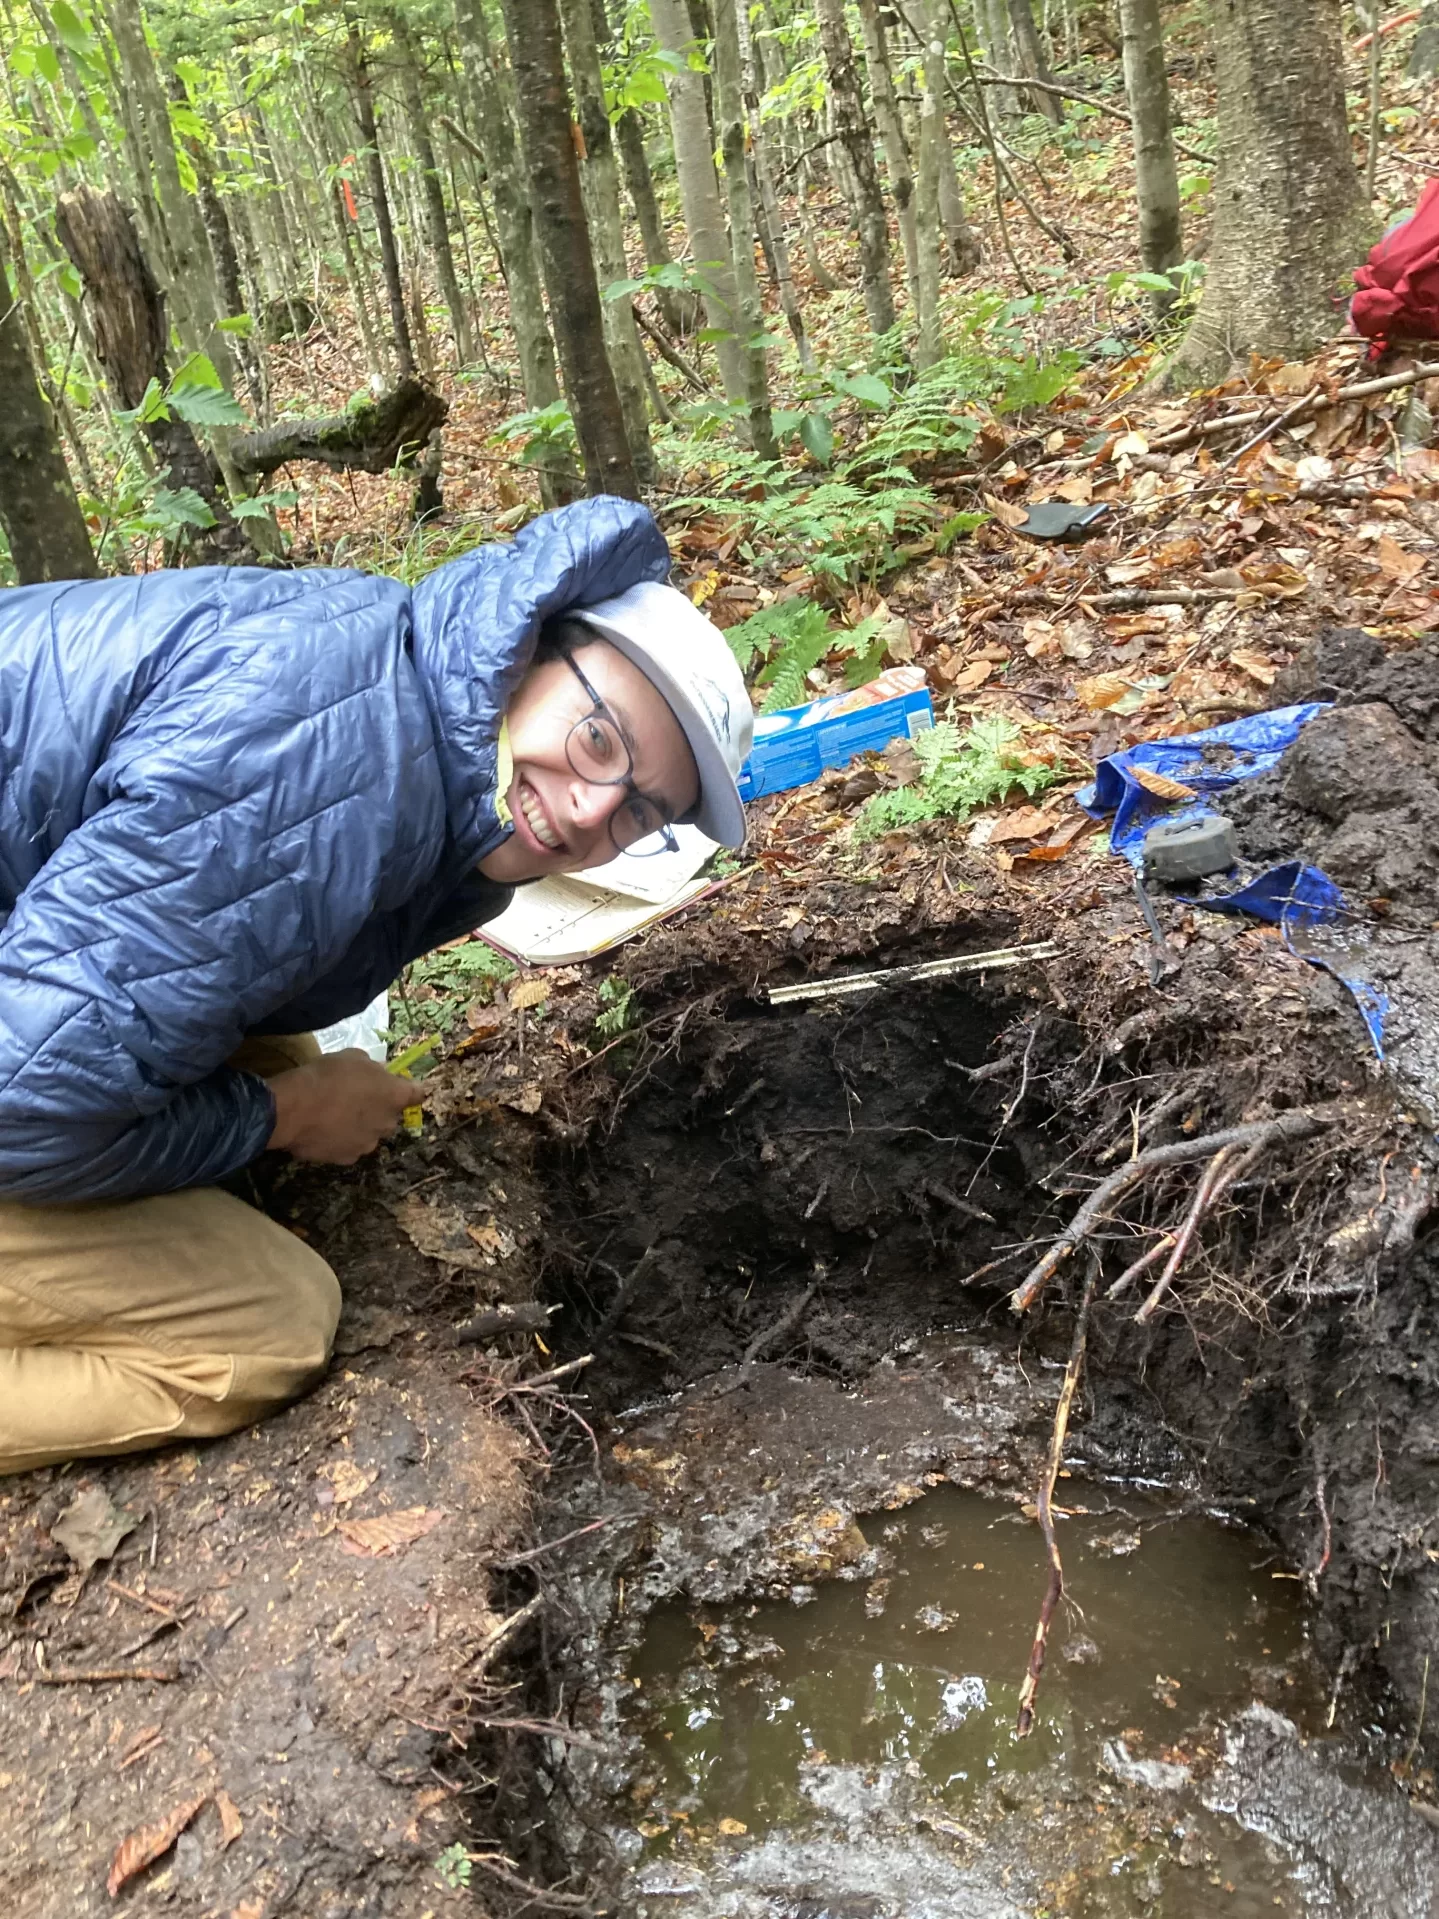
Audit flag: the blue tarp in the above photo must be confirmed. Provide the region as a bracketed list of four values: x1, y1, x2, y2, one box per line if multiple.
[1076, 703, 1330, 865]
[1079, 707, 1389, 1058]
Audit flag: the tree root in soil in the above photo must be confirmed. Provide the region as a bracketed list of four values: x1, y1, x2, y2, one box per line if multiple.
[1010, 1110, 1333, 1315]
[1015, 1257, 1097, 1739]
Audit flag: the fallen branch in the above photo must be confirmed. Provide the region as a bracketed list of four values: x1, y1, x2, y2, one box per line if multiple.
[1149, 361, 1439, 453]
[971, 69, 1210, 162]
[36, 1665, 180, 1684]
[1016, 1258, 1097, 1738]
[231, 375, 448, 478]
[1225, 384, 1324, 466]
[1008, 586, 1247, 611]
[1011, 1111, 1329, 1314]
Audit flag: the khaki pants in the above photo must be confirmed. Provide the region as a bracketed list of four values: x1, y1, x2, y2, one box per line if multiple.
[0, 1036, 341, 1477]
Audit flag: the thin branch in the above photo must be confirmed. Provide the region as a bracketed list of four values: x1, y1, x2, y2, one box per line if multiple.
[1016, 1257, 1097, 1738]
[970, 68, 1210, 163]
[633, 301, 712, 393]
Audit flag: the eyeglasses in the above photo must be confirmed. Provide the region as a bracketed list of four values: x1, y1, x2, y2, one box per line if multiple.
[561, 652, 681, 857]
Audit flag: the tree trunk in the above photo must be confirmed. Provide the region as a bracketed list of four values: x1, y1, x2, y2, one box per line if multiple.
[391, 12, 475, 368]
[813, 0, 897, 338]
[975, 0, 1018, 117]
[558, 0, 656, 482]
[922, 3, 982, 275]
[712, 0, 778, 456]
[1007, 0, 1064, 121]
[103, 0, 237, 386]
[0, 220, 97, 583]
[55, 185, 251, 563]
[453, 0, 577, 504]
[346, 16, 416, 379]
[1166, 0, 1371, 388]
[1118, 0, 1181, 301]
[856, 0, 921, 312]
[498, 0, 639, 498]
[648, 0, 750, 407]
[736, 0, 814, 371]
[914, 6, 947, 365]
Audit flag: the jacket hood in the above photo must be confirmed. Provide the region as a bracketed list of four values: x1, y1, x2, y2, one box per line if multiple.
[407, 496, 672, 871]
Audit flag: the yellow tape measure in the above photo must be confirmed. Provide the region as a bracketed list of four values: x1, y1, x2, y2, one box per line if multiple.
[387, 1033, 438, 1138]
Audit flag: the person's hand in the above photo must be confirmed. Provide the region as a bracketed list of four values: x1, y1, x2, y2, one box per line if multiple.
[264, 1049, 420, 1164]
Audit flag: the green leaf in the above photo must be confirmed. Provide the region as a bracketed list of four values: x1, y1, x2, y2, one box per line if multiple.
[838, 371, 893, 410]
[695, 326, 735, 344]
[138, 485, 217, 535]
[169, 103, 207, 141]
[169, 351, 223, 393]
[798, 410, 834, 465]
[34, 42, 61, 84]
[602, 275, 646, 302]
[217, 313, 255, 337]
[168, 386, 249, 426]
[50, 0, 95, 55]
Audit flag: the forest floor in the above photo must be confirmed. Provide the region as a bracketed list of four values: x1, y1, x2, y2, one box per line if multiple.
[10, 23, 1439, 1918]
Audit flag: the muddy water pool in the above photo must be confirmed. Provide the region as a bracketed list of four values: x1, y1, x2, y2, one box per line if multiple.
[604, 1486, 1435, 1917]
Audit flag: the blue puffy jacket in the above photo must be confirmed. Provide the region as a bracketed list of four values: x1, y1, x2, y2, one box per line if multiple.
[0, 495, 669, 1203]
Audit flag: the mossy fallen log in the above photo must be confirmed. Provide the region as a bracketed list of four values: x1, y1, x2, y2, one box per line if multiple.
[231, 377, 448, 479]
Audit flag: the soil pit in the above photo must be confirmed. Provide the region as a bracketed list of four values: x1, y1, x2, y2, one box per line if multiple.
[517, 975, 1439, 1915]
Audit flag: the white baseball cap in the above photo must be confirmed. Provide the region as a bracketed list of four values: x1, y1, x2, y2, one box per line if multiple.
[565, 580, 753, 848]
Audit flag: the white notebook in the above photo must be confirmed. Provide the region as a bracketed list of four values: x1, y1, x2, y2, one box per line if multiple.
[478, 826, 720, 965]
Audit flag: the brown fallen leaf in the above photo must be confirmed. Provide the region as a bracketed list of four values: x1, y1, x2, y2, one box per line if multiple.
[215, 1790, 244, 1851]
[315, 1458, 377, 1505]
[402, 1784, 453, 1843]
[1130, 765, 1199, 802]
[1105, 556, 1154, 586]
[1228, 647, 1278, 687]
[107, 1794, 209, 1897]
[717, 1816, 748, 1836]
[230, 1903, 265, 1919]
[390, 1194, 496, 1274]
[506, 977, 551, 1011]
[336, 1507, 446, 1558]
[1075, 673, 1133, 712]
[1377, 534, 1427, 587]
[52, 1486, 138, 1575]
[948, 659, 994, 692]
[497, 1082, 544, 1116]
[988, 805, 1060, 845]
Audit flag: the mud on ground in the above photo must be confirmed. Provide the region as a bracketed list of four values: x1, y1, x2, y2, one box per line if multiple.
[7, 633, 1439, 1914]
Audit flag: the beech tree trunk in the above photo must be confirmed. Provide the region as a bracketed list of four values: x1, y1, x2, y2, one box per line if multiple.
[1119, 0, 1181, 299]
[1166, 0, 1372, 386]
[736, 0, 813, 371]
[558, 0, 656, 482]
[814, 0, 897, 338]
[648, 0, 750, 407]
[391, 12, 475, 367]
[0, 221, 98, 583]
[453, 0, 576, 504]
[346, 17, 416, 380]
[498, 0, 639, 498]
[856, 0, 922, 313]
[922, 2, 981, 275]
[1008, 0, 1064, 121]
[914, 4, 947, 365]
[713, 0, 778, 456]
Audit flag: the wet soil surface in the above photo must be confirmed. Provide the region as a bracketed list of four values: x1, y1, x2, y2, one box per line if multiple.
[608, 1484, 1439, 1918]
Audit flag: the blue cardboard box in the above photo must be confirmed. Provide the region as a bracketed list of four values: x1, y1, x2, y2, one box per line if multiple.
[736, 684, 935, 802]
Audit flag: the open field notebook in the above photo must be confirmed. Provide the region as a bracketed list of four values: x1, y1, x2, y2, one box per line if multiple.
[477, 825, 721, 966]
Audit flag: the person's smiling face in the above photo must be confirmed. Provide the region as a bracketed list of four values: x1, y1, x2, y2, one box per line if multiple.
[479, 637, 701, 883]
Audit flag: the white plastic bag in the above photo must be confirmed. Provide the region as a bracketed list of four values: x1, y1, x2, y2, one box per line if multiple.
[315, 990, 389, 1063]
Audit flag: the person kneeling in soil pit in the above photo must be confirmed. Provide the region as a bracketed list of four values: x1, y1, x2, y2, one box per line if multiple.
[0, 495, 750, 1475]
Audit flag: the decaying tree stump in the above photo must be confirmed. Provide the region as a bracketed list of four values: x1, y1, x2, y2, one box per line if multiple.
[55, 184, 251, 564]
